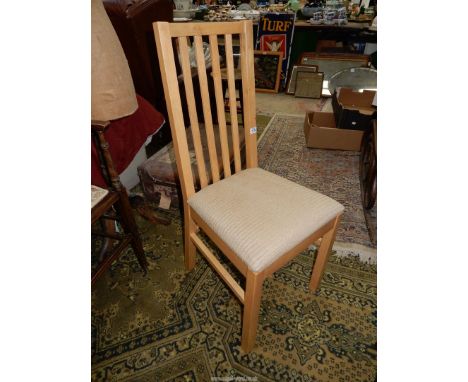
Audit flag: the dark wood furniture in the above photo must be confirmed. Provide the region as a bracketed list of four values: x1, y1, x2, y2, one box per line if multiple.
[359, 120, 377, 209]
[103, 0, 174, 151]
[288, 20, 377, 68]
[91, 121, 148, 284]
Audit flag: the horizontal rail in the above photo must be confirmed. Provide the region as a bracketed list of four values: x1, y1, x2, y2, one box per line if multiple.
[167, 21, 246, 38]
[190, 232, 245, 304]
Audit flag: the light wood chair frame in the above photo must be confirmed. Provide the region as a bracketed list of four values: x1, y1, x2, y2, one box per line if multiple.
[153, 21, 341, 352]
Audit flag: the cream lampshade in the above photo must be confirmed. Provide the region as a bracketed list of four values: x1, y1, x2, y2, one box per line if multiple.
[91, 0, 137, 121]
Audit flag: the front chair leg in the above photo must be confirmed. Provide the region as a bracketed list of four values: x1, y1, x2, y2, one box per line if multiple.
[184, 208, 197, 271]
[241, 270, 264, 352]
[309, 214, 341, 292]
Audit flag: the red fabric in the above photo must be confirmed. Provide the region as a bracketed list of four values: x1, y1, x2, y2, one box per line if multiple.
[92, 94, 165, 187]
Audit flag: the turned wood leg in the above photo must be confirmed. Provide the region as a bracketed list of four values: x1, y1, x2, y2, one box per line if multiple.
[116, 188, 148, 273]
[309, 215, 341, 292]
[93, 124, 148, 275]
[97, 218, 116, 261]
[241, 270, 263, 352]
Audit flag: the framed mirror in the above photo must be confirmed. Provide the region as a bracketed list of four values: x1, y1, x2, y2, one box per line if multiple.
[297, 53, 370, 96]
[328, 67, 377, 95]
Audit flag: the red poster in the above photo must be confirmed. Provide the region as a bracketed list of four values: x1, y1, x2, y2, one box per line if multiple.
[260, 34, 287, 58]
[256, 12, 296, 90]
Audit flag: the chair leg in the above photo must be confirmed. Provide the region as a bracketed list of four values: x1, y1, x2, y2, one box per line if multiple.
[116, 188, 148, 273]
[184, 207, 197, 271]
[309, 215, 341, 292]
[241, 270, 263, 352]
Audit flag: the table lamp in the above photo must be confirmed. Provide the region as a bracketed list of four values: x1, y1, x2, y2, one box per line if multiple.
[91, 0, 137, 121]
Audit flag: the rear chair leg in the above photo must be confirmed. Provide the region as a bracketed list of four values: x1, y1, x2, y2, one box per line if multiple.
[309, 215, 341, 292]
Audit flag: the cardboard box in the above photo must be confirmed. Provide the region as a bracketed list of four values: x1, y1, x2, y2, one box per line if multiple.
[332, 87, 377, 131]
[303, 111, 363, 151]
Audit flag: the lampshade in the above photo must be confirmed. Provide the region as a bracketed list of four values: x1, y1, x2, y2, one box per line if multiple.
[91, 0, 137, 121]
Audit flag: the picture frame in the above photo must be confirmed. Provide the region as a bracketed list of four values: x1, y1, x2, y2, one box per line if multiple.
[253, 50, 283, 93]
[294, 71, 324, 99]
[286, 65, 318, 95]
[297, 53, 370, 96]
[298, 52, 370, 67]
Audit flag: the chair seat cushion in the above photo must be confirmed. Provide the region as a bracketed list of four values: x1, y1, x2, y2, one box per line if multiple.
[188, 168, 344, 272]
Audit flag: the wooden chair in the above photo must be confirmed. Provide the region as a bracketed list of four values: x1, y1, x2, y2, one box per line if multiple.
[152, 20, 344, 352]
[91, 121, 148, 285]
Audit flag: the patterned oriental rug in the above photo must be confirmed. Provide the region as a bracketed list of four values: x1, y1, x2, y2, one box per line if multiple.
[258, 113, 376, 249]
[92, 113, 377, 382]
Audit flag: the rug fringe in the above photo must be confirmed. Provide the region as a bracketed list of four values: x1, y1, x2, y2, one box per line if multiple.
[270, 112, 306, 118]
[333, 241, 377, 264]
[308, 241, 377, 265]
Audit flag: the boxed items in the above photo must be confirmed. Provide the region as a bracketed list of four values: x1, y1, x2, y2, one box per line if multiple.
[303, 111, 363, 151]
[332, 87, 377, 131]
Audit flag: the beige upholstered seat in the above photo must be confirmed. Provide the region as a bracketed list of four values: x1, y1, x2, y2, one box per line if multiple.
[189, 168, 344, 272]
[153, 20, 344, 352]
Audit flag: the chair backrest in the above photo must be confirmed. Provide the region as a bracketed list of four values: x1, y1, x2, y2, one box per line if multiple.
[153, 21, 257, 202]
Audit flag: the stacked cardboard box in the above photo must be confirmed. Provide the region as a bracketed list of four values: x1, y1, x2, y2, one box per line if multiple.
[303, 87, 376, 151]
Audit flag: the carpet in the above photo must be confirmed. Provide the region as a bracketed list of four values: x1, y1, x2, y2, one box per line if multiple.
[258, 113, 375, 248]
[92, 113, 377, 381]
[92, 213, 376, 381]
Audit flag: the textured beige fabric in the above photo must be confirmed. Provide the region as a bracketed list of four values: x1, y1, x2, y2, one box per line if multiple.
[91, 0, 137, 121]
[91, 185, 109, 209]
[188, 168, 344, 272]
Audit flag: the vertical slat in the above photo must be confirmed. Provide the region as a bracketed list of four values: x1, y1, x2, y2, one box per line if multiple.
[193, 35, 220, 183]
[224, 34, 242, 173]
[153, 22, 196, 199]
[239, 21, 258, 168]
[178, 36, 209, 189]
[209, 34, 231, 178]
